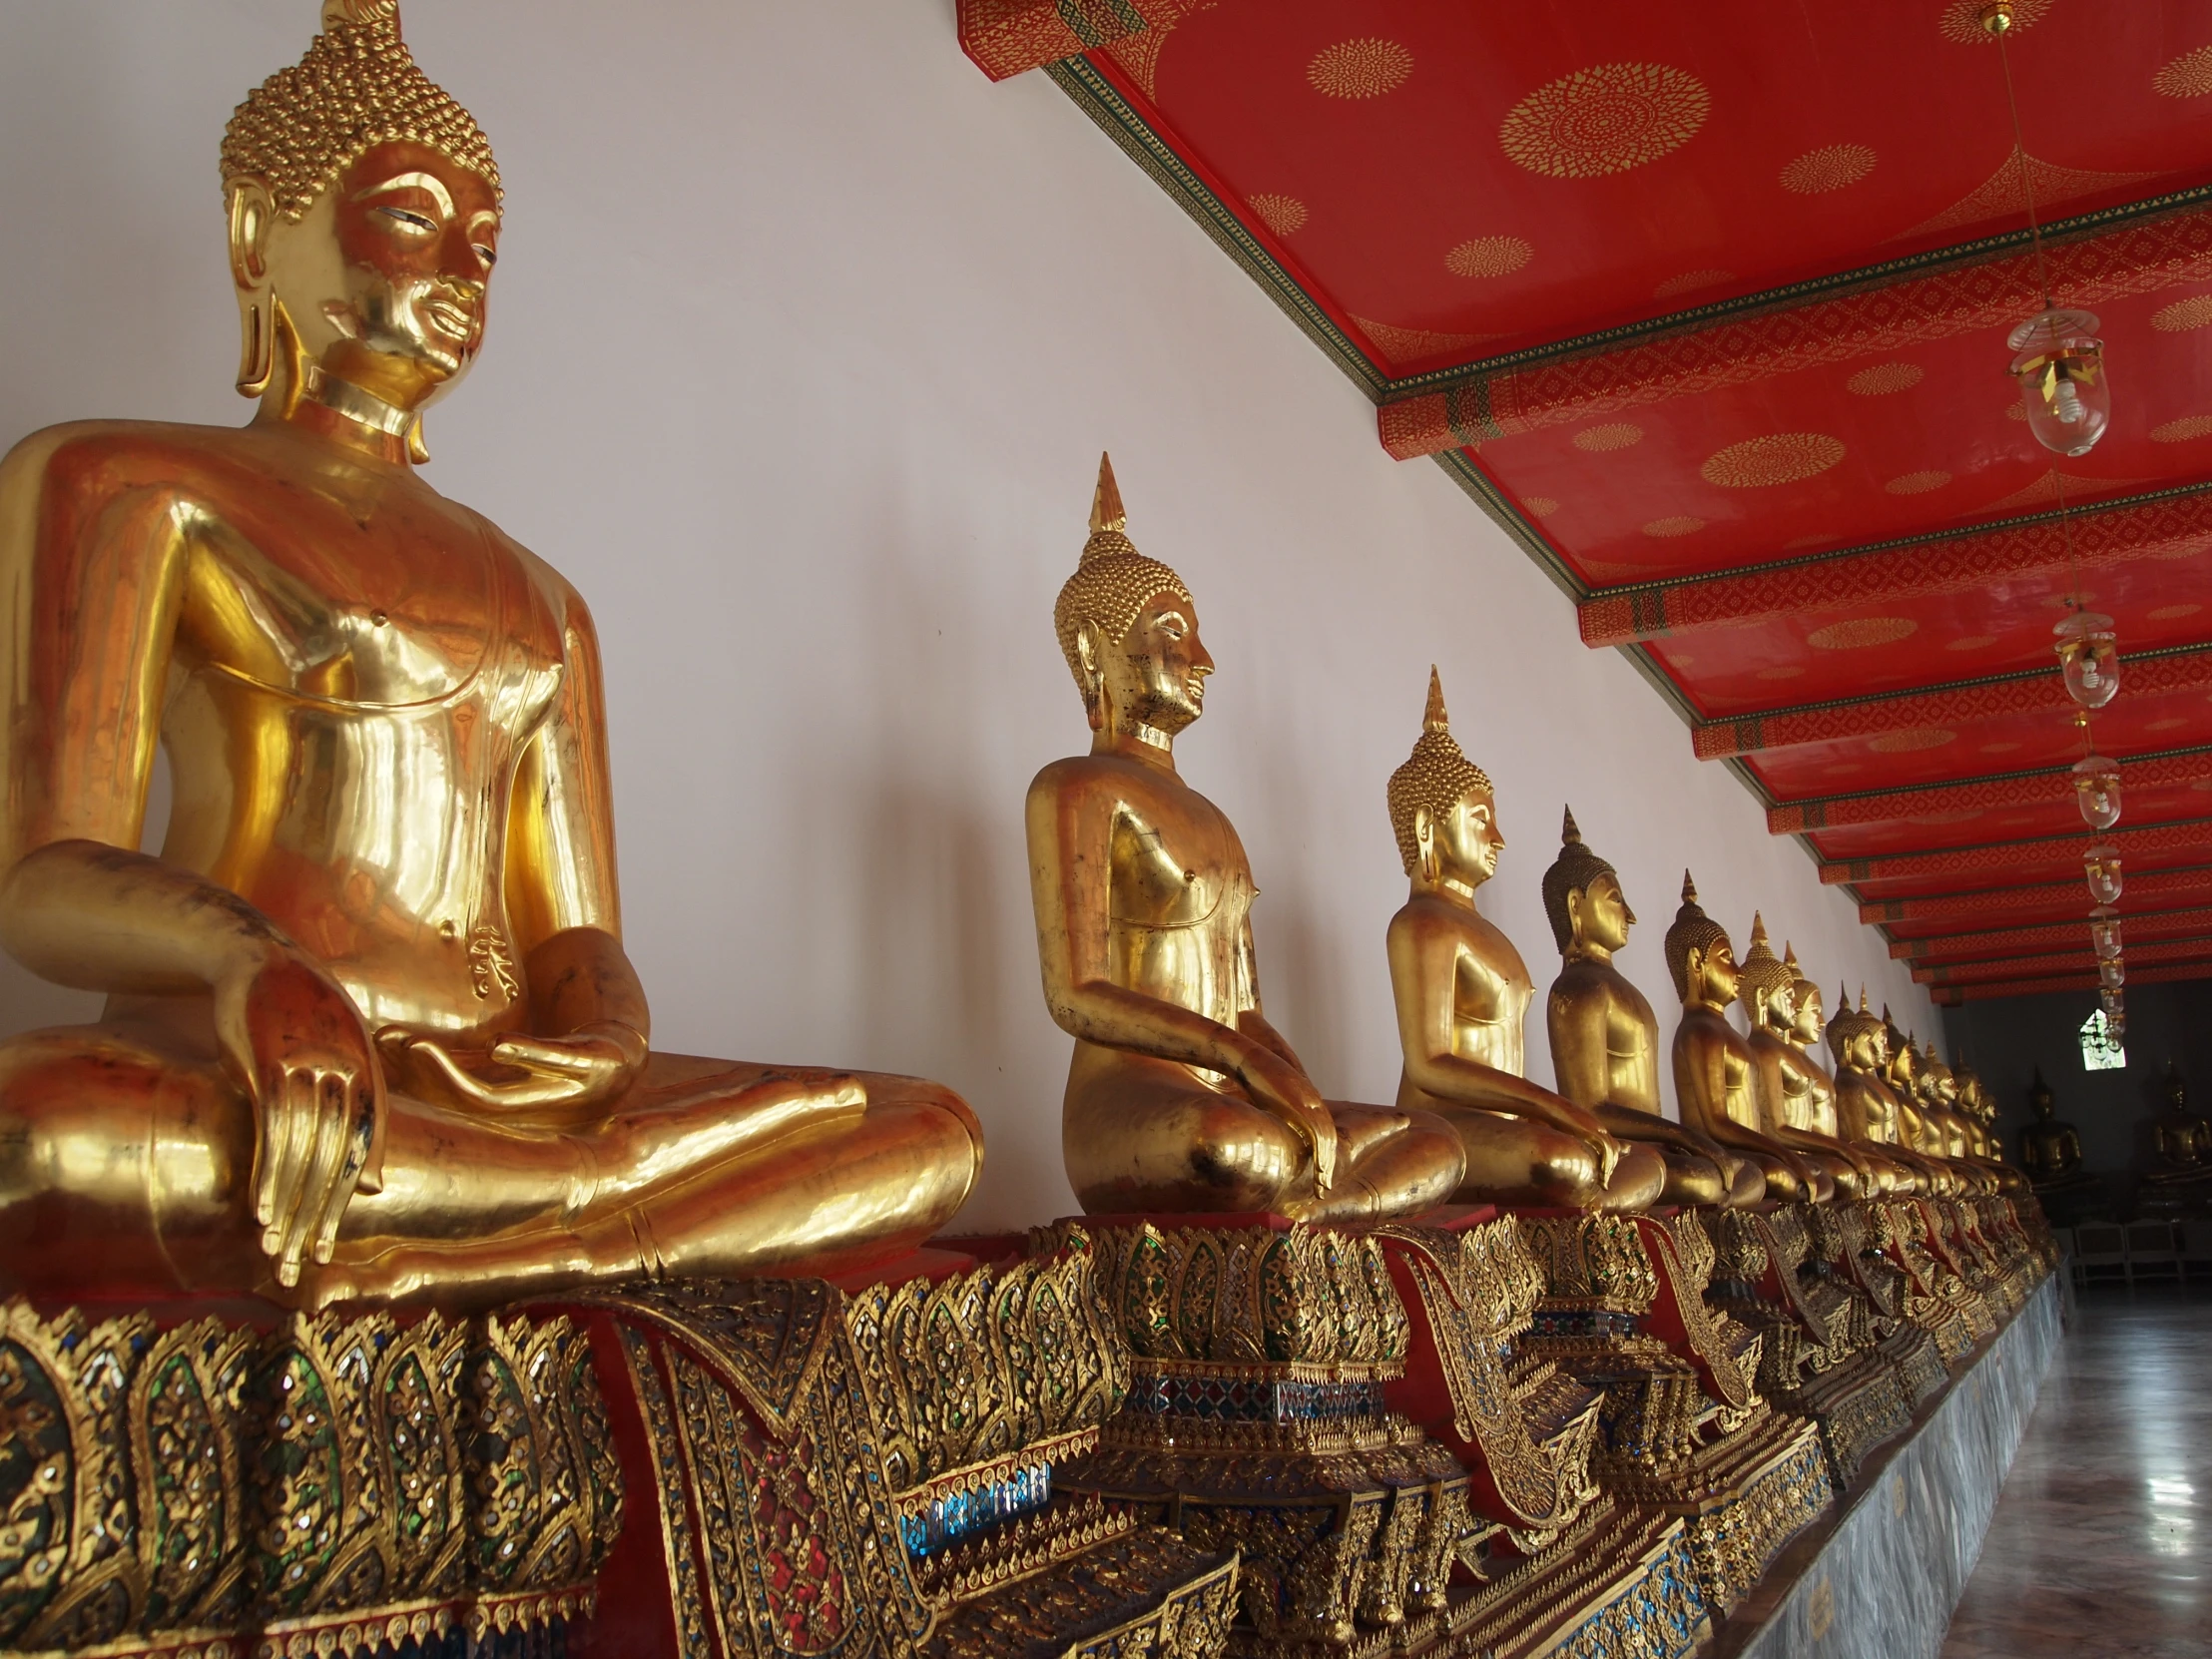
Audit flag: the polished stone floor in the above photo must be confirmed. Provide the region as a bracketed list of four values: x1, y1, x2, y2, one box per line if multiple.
[1940, 1284, 2212, 1659]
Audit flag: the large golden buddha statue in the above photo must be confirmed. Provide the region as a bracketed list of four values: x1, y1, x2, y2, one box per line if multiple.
[2017, 1069, 2092, 1193]
[0, 1, 980, 1310]
[1665, 877, 1814, 1202]
[1737, 921, 1858, 1202]
[1382, 680, 1664, 1211]
[1540, 808, 1751, 1206]
[1026, 458, 1462, 1220]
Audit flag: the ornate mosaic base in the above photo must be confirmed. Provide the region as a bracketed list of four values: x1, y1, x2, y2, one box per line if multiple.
[0, 1300, 620, 1659]
[1876, 1320, 1949, 1412]
[1777, 1346, 1912, 1490]
[591, 1229, 1236, 1659]
[1451, 1499, 1709, 1659]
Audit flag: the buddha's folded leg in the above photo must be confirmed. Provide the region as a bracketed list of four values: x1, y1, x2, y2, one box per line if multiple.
[1296, 1103, 1463, 1224]
[1751, 1152, 1806, 1203]
[1653, 1142, 1730, 1207]
[1063, 1050, 1307, 1215]
[0, 1022, 264, 1298]
[1440, 1106, 1628, 1212]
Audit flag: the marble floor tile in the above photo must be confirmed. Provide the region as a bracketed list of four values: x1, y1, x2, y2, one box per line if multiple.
[1939, 1284, 2212, 1658]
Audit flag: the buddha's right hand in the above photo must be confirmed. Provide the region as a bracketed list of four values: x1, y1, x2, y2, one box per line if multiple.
[1241, 1048, 1338, 1194]
[215, 946, 386, 1289]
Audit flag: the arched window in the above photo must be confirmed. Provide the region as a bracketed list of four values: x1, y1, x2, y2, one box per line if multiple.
[2079, 1009, 2125, 1072]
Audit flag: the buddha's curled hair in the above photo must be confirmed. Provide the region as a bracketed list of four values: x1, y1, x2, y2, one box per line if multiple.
[1053, 454, 1192, 692]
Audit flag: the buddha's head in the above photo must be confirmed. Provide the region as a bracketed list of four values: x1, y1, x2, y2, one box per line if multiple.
[1542, 807, 1633, 961]
[2029, 1066, 2055, 1119]
[1387, 669, 1500, 892]
[1921, 1045, 1957, 1107]
[1786, 946, 1826, 1048]
[1882, 1008, 1919, 1091]
[1826, 985, 1885, 1074]
[1736, 914, 1797, 1035]
[1055, 454, 1210, 744]
[1665, 872, 1738, 1010]
[223, 1, 502, 454]
[2162, 1063, 2189, 1114]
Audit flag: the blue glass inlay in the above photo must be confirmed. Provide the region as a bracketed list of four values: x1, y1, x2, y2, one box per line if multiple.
[899, 1460, 1054, 1560]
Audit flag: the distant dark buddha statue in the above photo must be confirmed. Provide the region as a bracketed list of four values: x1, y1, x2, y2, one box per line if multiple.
[2018, 1068, 2096, 1201]
[2141, 1064, 2212, 1212]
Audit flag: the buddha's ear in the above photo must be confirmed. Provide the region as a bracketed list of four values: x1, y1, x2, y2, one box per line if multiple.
[228, 181, 276, 397]
[1564, 884, 1585, 937]
[1074, 621, 1108, 731]
[1411, 804, 1437, 879]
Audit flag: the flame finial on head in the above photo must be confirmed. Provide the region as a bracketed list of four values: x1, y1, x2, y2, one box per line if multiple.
[1541, 803, 1620, 951]
[1053, 452, 1192, 692]
[1387, 667, 1494, 877]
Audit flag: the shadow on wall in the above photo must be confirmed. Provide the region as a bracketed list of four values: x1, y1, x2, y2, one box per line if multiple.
[1942, 977, 2212, 1210]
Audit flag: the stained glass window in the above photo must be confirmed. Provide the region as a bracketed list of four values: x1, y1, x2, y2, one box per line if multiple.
[2079, 1009, 2125, 1072]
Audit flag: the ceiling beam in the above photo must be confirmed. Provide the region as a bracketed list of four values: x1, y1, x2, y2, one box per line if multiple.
[1694, 645, 2212, 761]
[1580, 483, 2212, 648]
[1771, 745, 2212, 834]
[1915, 933, 2212, 985]
[1931, 958, 2212, 1004]
[1891, 903, 2212, 961]
[1381, 200, 2212, 460]
[957, 0, 1191, 83]
[1863, 864, 2212, 928]
[1823, 817, 2212, 888]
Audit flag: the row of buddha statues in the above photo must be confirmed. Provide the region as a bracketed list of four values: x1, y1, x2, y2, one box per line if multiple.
[2019, 1061, 2212, 1215]
[0, 9, 2054, 1659]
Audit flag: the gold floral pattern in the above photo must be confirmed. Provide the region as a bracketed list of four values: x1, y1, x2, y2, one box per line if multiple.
[1247, 193, 1307, 237]
[1939, 0, 2053, 45]
[2155, 43, 2212, 97]
[1847, 361, 1925, 395]
[1499, 63, 1711, 179]
[1573, 422, 1644, 452]
[1653, 268, 1733, 300]
[2152, 294, 2212, 331]
[1805, 615, 1917, 650]
[1780, 143, 1877, 194]
[1306, 39, 1412, 100]
[1643, 515, 1706, 537]
[1445, 235, 1533, 277]
[2151, 414, 2212, 441]
[1701, 432, 1845, 488]
[1886, 469, 1952, 494]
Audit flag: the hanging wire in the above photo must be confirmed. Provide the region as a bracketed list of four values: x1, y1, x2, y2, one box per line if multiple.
[1989, 16, 2055, 310]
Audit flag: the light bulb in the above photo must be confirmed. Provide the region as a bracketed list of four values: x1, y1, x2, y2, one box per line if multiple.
[2072, 756, 2122, 830]
[2053, 612, 2119, 710]
[2100, 985, 2124, 1017]
[2084, 844, 2123, 905]
[2008, 309, 2110, 457]
[2108, 1011, 2127, 1041]
[2099, 956, 2125, 989]
[2090, 907, 2122, 960]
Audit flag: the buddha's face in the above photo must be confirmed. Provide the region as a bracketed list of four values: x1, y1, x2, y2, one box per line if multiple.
[1569, 872, 1634, 953]
[1690, 938, 1739, 1008]
[1092, 589, 1213, 737]
[1793, 988, 1825, 1045]
[1422, 790, 1503, 888]
[237, 140, 500, 412]
[1757, 977, 1796, 1032]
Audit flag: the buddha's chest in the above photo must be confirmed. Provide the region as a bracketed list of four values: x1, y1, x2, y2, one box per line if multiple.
[179, 488, 564, 725]
[1109, 792, 1250, 931]
[1450, 931, 1529, 1031]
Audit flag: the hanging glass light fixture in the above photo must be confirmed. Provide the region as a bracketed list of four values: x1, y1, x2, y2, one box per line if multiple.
[2089, 907, 2123, 960]
[2072, 755, 2122, 830]
[2008, 310, 2111, 457]
[2084, 843, 2123, 904]
[2098, 956, 2125, 990]
[2053, 609, 2119, 708]
[2099, 984, 2124, 1018]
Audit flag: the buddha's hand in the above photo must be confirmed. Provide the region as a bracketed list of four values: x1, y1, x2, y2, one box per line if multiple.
[1589, 1130, 1624, 1191]
[380, 1019, 649, 1113]
[215, 947, 387, 1289]
[1240, 1047, 1338, 1194]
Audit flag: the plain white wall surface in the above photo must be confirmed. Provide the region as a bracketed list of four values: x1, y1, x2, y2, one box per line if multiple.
[0, 0, 1938, 1231]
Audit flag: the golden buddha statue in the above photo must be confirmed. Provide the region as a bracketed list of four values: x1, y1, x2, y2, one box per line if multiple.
[1738, 918, 1846, 1203]
[1541, 808, 1754, 1207]
[1881, 1016, 1968, 1196]
[0, 1, 981, 1311]
[2143, 1064, 2212, 1207]
[1665, 876, 1815, 1203]
[1827, 991, 1939, 1195]
[2017, 1068, 2095, 1196]
[1784, 957, 1908, 1198]
[1382, 683, 1664, 1211]
[1026, 458, 1463, 1221]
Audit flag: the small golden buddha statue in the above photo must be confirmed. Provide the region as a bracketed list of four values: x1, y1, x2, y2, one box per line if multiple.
[1541, 808, 1754, 1207]
[1738, 918, 1845, 1203]
[1665, 875, 1816, 1203]
[1878, 1014, 1959, 1195]
[1785, 960, 1908, 1198]
[1027, 459, 1463, 1221]
[1382, 685, 1665, 1211]
[2017, 1068, 2095, 1194]
[0, 1, 981, 1310]
[2143, 1064, 2212, 1203]
[1827, 991, 1940, 1195]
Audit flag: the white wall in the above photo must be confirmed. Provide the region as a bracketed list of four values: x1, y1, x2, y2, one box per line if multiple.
[0, 0, 1937, 1230]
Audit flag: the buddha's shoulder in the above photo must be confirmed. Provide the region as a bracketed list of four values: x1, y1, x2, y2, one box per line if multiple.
[2, 416, 247, 477]
[1026, 752, 1207, 810]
